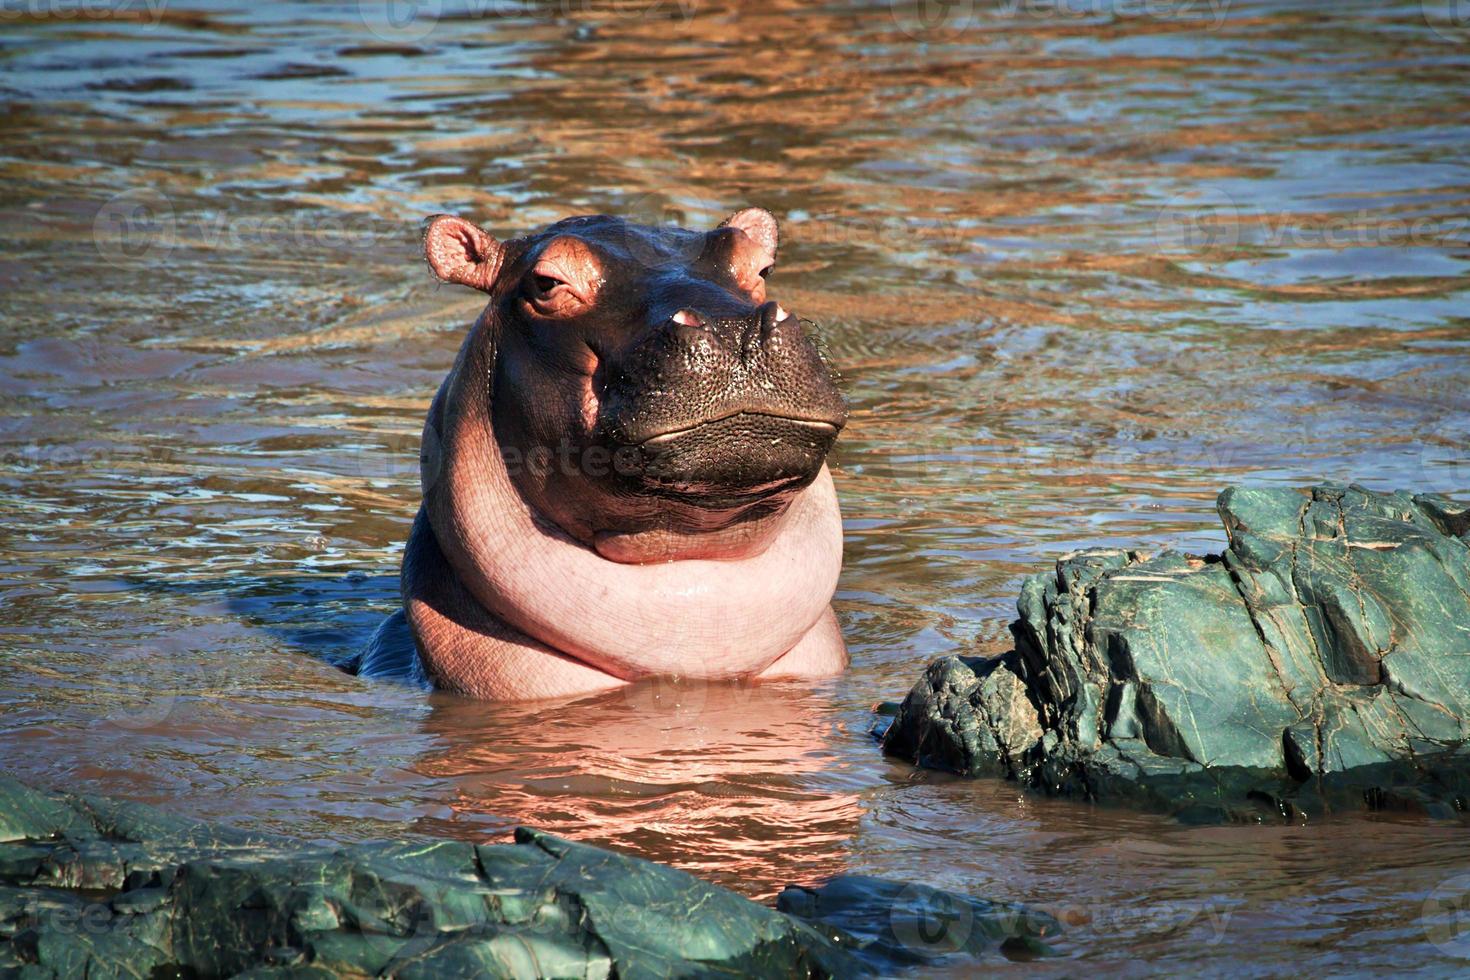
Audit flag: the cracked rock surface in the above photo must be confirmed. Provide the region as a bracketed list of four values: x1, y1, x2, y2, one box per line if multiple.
[881, 484, 1470, 821]
[0, 777, 1057, 977]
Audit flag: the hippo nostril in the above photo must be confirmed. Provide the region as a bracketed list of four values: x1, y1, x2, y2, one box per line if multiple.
[757, 301, 791, 342]
[670, 308, 717, 349]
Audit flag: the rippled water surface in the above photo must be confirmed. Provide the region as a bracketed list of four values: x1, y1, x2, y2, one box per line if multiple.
[3, 0, 1470, 971]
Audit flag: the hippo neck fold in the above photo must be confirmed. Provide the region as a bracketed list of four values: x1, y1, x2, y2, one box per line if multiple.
[421, 319, 843, 681]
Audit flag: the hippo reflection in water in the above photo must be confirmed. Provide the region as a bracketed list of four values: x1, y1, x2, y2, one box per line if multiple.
[357, 208, 849, 701]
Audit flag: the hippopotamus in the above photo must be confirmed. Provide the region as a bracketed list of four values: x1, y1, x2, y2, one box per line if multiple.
[361, 207, 849, 701]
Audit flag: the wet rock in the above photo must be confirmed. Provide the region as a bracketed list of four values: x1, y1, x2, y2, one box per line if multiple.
[0, 777, 1053, 977]
[882, 484, 1470, 821]
[777, 876, 1059, 964]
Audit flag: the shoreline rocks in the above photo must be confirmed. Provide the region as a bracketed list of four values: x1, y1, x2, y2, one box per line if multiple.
[881, 484, 1470, 822]
[0, 777, 1057, 977]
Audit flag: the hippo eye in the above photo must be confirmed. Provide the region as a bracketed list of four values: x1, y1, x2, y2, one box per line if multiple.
[523, 242, 598, 315]
[522, 263, 589, 317]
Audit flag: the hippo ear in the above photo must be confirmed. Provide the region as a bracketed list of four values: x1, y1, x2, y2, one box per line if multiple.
[719, 207, 779, 260]
[423, 214, 504, 293]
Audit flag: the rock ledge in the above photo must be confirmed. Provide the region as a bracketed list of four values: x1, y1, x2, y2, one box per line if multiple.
[881, 484, 1470, 821]
[0, 777, 1056, 977]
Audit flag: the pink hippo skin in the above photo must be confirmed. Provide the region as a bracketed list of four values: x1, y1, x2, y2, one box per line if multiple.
[400, 207, 849, 701]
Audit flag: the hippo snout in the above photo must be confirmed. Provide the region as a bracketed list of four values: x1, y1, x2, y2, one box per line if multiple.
[606, 305, 843, 433]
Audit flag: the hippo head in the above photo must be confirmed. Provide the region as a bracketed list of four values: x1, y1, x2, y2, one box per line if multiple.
[422, 207, 847, 561]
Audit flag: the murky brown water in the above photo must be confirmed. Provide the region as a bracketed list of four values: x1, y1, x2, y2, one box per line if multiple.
[3, 0, 1469, 971]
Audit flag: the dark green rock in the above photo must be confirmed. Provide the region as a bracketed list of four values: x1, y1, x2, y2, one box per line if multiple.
[882, 484, 1470, 820]
[0, 777, 1053, 976]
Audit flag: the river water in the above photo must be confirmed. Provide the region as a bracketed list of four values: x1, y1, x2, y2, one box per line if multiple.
[2, 0, 1469, 972]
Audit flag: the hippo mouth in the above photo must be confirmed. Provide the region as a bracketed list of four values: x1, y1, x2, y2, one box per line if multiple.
[628, 411, 841, 505]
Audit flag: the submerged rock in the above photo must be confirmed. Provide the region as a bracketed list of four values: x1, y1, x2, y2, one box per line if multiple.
[777, 876, 1059, 964]
[882, 484, 1470, 821]
[0, 777, 1056, 977]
